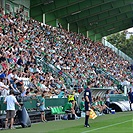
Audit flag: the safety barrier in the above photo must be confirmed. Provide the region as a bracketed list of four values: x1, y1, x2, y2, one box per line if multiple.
[35, 56, 72, 88]
[0, 96, 68, 114]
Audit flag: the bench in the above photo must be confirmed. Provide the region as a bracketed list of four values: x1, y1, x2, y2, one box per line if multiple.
[50, 106, 66, 120]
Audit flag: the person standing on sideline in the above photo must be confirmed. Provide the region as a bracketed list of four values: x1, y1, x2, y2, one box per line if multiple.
[39, 93, 47, 122]
[128, 88, 133, 111]
[4, 90, 21, 129]
[84, 81, 93, 127]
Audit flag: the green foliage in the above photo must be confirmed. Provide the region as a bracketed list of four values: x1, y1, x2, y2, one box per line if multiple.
[107, 31, 133, 58]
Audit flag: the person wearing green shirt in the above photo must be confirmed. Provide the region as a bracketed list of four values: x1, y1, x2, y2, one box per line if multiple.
[63, 100, 79, 119]
[63, 101, 73, 112]
[80, 97, 85, 111]
[91, 97, 100, 112]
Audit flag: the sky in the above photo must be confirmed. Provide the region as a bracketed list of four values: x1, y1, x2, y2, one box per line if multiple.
[126, 28, 133, 39]
[127, 27, 133, 33]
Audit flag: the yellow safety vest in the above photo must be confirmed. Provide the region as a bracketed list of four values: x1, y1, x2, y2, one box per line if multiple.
[68, 94, 74, 101]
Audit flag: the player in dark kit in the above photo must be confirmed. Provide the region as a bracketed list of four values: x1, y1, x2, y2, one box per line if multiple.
[128, 88, 133, 111]
[84, 81, 93, 127]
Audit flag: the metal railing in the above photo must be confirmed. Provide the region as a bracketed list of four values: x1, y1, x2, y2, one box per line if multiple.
[35, 56, 72, 88]
[102, 38, 133, 63]
[95, 66, 120, 85]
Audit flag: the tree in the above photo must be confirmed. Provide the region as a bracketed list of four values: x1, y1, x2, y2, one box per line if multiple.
[107, 31, 133, 58]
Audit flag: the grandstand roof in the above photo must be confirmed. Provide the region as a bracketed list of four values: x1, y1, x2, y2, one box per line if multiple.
[30, 0, 133, 40]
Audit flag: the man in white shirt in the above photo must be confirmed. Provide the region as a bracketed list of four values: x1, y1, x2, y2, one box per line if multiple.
[4, 90, 21, 129]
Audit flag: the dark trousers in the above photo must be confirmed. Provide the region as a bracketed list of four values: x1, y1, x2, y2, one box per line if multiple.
[105, 101, 110, 114]
[129, 102, 133, 111]
[105, 101, 110, 107]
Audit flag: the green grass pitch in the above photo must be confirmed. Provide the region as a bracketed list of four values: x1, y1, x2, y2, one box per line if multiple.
[1, 112, 133, 133]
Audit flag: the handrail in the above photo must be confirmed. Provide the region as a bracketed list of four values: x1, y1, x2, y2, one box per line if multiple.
[94, 66, 120, 85]
[35, 56, 72, 88]
[102, 38, 133, 63]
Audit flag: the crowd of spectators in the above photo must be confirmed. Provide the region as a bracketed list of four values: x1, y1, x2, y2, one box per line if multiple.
[0, 7, 133, 98]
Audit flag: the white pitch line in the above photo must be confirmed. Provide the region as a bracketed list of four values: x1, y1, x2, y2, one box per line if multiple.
[81, 119, 132, 133]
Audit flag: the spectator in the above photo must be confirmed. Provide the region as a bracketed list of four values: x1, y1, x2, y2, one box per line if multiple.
[0, 7, 133, 99]
[80, 97, 85, 111]
[4, 90, 21, 129]
[58, 88, 66, 98]
[7, 69, 17, 84]
[9, 78, 20, 95]
[17, 55, 23, 66]
[63, 100, 79, 119]
[0, 78, 9, 97]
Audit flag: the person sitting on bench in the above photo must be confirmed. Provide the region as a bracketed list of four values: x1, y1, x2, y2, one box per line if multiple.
[63, 100, 79, 119]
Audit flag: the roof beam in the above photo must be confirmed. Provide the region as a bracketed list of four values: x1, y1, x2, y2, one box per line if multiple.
[53, 0, 115, 19]
[30, 0, 43, 8]
[94, 19, 132, 34]
[80, 17, 132, 36]
[31, 0, 85, 16]
[66, 0, 133, 23]
[84, 11, 133, 31]
[101, 24, 133, 37]
[70, 11, 133, 32]
[89, 23, 132, 40]
[31, 0, 115, 21]
[98, 13, 132, 30]
[73, 4, 133, 28]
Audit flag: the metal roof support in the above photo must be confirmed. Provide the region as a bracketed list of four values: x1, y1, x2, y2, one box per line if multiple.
[43, 13, 45, 24]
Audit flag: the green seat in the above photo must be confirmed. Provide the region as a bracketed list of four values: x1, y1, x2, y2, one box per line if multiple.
[51, 107, 58, 115]
[51, 107, 60, 120]
[58, 106, 66, 114]
[55, 107, 60, 114]
[51, 107, 66, 120]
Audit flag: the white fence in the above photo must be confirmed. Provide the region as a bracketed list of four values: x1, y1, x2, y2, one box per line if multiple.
[102, 38, 133, 63]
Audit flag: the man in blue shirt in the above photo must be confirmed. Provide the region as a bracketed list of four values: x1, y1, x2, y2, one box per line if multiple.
[128, 88, 133, 111]
[84, 81, 93, 127]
